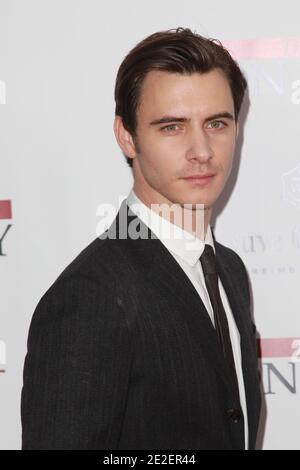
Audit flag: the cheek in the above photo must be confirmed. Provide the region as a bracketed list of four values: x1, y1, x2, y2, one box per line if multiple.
[140, 136, 178, 169]
[214, 137, 235, 167]
[138, 145, 169, 181]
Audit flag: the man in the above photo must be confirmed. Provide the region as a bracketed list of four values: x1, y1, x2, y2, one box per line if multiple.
[21, 27, 261, 450]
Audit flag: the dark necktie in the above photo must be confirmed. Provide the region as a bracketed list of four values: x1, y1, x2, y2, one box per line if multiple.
[200, 244, 241, 402]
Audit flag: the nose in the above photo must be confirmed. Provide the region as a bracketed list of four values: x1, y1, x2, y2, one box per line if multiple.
[186, 128, 213, 163]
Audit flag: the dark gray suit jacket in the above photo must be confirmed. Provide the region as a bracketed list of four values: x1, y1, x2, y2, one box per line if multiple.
[21, 200, 261, 450]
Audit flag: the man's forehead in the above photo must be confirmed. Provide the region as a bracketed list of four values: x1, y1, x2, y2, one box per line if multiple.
[142, 68, 229, 87]
[140, 70, 195, 96]
[139, 69, 232, 101]
[137, 69, 234, 118]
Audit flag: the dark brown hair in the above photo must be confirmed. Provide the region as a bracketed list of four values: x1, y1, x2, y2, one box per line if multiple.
[114, 27, 247, 167]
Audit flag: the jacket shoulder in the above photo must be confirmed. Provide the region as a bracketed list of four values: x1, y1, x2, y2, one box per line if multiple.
[34, 235, 122, 315]
[215, 241, 248, 274]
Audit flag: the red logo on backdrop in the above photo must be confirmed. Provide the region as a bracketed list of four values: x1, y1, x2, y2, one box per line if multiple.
[0, 200, 12, 219]
[222, 37, 300, 60]
[0, 200, 13, 256]
[259, 338, 300, 359]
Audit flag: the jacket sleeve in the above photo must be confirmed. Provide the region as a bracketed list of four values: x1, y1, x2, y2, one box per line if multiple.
[21, 274, 133, 449]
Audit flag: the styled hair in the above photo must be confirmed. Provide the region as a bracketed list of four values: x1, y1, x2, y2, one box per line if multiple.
[114, 27, 247, 167]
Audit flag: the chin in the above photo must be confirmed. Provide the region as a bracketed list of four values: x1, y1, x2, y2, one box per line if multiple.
[177, 194, 214, 207]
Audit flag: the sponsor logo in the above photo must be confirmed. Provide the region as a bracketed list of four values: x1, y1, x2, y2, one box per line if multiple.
[221, 38, 300, 102]
[259, 338, 300, 395]
[283, 164, 300, 209]
[220, 226, 300, 276]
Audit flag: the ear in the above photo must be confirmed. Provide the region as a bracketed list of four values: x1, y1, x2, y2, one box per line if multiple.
[113, 116, 137, 162]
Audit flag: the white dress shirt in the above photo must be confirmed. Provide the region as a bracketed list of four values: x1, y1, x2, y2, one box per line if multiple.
[126, 188, 249, 449]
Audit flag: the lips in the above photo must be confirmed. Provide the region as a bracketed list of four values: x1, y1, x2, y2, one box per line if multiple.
[181, 173, 216, 186]
[182, 173, 216, 179]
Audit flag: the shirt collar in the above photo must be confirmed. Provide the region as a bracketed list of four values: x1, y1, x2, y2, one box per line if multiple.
[126, 188, 215, 267]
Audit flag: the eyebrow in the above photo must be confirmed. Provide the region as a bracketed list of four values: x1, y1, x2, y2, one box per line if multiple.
[149, 112, 235, 126]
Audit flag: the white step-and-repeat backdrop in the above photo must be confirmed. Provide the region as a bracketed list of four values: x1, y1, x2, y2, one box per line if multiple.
[0, 0, 299, 450]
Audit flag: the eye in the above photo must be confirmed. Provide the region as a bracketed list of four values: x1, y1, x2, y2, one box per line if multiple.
[207, 120, 227, 130]
[160, 124, 180, 133]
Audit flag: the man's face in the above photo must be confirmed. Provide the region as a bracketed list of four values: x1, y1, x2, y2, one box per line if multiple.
[123, 68, 238, 210]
